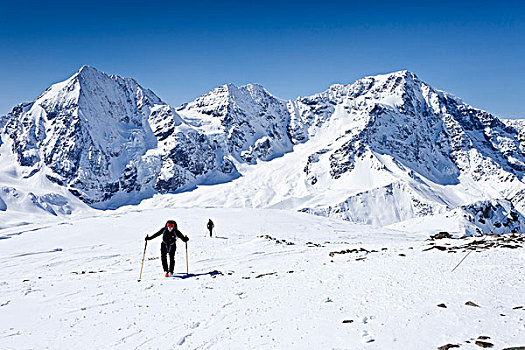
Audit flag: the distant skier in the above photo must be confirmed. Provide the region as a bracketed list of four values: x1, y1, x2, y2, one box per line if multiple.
[207, 219, 214, 237]
[145, 220, 189, 277]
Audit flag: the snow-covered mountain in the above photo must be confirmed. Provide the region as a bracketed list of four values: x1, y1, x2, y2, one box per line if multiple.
[176, 83, 293, 163]
[152, 70, 525, 235]
[0, 66, 237, 212]
[2, 66, 525, 235]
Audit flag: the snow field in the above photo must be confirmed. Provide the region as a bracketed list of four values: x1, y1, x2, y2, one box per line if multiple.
[0, 207, 523, 349]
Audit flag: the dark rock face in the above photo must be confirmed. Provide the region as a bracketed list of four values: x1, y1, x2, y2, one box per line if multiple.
[5, 102, 42, 167]
[475, 340, 494, 348]
[154, 131, 220, 193]
[438, 344, 460, 350]
[431, 232, 453, 240]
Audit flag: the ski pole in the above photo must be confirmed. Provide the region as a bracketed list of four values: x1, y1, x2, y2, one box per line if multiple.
[451, 234, 489, 272]
[138, 239, 148, 282]
[451, 249, 472, 272]
[185, 241, 189, 275]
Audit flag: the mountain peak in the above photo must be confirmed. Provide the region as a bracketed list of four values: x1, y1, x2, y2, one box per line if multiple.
[78, 64, 100, 73]
[75, 65, 143, 88]
[211, 83, 274, 100]
[377, 70, 419, 81]
[239, 83, 270, 94]
[358, 70, 420, 86]
[240, 83, 265, 90]
[75, 65, 110, 81]
[393, 69, 418, 78]
[80, 65, 132, 85]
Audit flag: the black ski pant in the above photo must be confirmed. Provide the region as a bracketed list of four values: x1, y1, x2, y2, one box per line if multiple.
[161, 242, 176, 273]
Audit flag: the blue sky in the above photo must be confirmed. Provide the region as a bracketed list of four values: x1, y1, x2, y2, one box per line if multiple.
[1, 0, 524, 117]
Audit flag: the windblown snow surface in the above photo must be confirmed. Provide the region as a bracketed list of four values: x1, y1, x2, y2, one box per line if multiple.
[0, 207, 523, 349]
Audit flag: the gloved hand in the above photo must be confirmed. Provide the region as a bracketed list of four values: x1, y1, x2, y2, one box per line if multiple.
[145, 235, 149, 241]
[182, 236, 189, 242]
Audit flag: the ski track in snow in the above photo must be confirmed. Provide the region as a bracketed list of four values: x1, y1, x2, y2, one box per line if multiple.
[0, 207, 524, 349]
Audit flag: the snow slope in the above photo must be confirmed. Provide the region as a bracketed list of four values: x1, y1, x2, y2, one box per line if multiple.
[0, 208, 523, 349]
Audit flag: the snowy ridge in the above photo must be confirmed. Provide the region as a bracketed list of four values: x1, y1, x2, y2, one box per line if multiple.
[388, 198, 524, 235]
[300, 181, 449, 226]
[2, 66, 525, 235]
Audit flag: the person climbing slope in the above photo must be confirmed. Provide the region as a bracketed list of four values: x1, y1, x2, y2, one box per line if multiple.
[145, 220, 189, 277]
[207, 218, 214, 237]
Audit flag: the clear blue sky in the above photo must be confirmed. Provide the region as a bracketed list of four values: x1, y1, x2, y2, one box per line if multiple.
[1, 0, 524, 117]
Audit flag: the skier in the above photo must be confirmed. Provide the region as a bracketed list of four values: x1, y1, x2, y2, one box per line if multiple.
[207, 218, 214, 237]
[145, 220, 189, 277]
